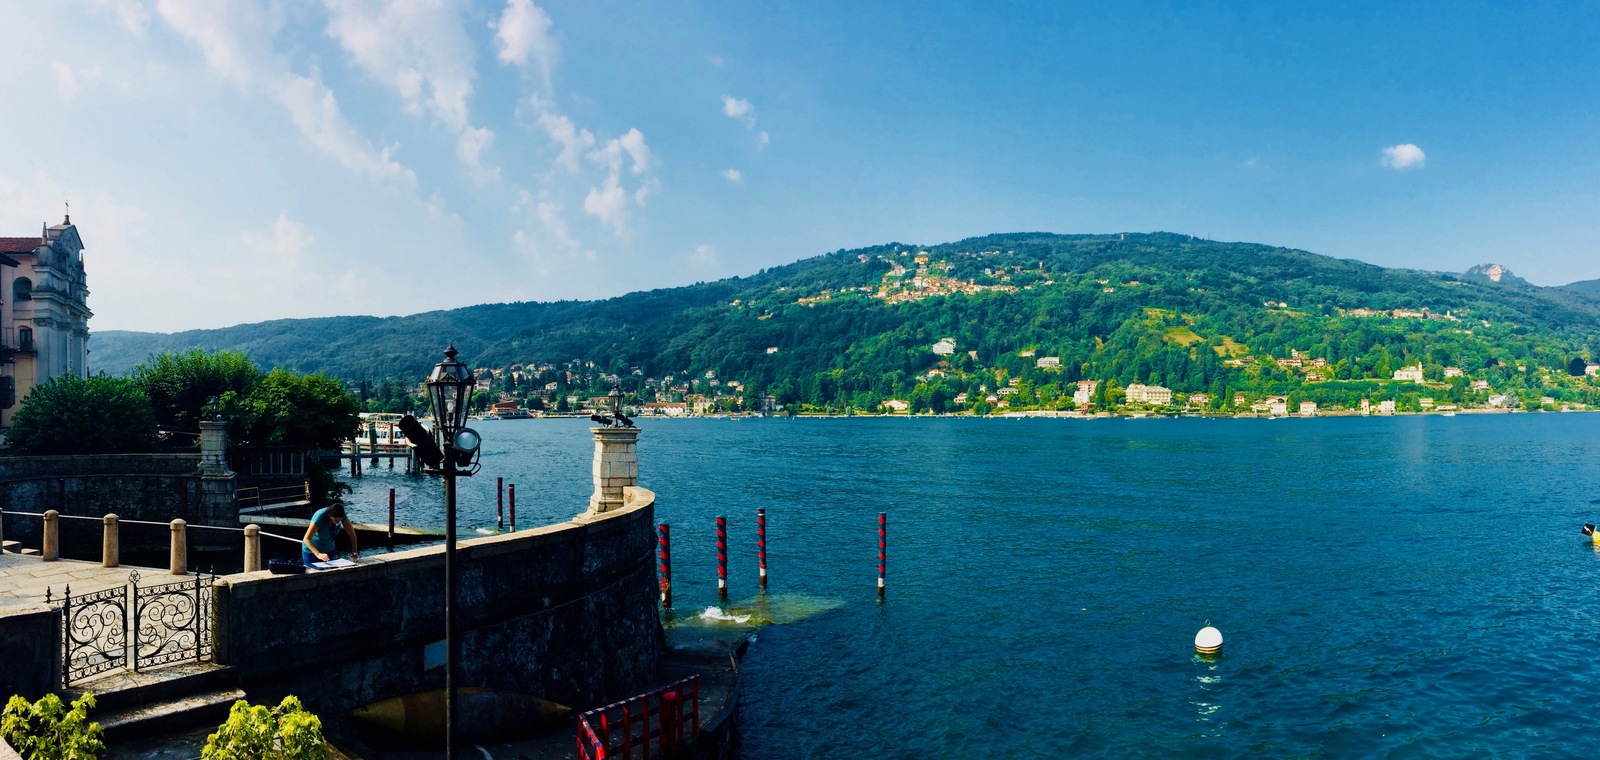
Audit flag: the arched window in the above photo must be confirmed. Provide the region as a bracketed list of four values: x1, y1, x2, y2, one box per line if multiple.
[12, 277, 31, 302]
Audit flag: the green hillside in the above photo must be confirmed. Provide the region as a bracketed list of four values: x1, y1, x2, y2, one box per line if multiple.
[91, 233, 1600, 413]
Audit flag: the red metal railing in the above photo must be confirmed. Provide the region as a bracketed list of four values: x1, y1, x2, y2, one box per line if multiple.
[576, 675, 700, 760]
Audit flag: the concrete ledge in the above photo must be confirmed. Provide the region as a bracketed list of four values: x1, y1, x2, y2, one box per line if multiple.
[0, 602, 60, 701]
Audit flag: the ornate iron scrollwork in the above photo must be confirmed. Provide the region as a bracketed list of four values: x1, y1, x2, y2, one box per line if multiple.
[61, 584, 128, 684]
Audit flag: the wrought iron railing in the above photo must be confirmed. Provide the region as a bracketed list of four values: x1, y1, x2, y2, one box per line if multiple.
[59, 584, 128, 684]
[132, 571, 212, 671]
[52, 570, 214, 686]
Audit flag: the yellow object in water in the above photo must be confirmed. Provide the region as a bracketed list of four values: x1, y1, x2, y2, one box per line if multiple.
[349, 688, 571, 744]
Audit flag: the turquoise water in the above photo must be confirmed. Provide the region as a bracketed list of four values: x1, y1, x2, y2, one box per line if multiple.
[344, 414, 1600, 757]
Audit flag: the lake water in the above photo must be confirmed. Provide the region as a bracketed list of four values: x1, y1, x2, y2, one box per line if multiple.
[343, 413, 1600, 757]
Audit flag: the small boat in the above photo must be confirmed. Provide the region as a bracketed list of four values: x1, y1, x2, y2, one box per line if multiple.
[350, 687, 570, 744]
[343, 413, 417, 455]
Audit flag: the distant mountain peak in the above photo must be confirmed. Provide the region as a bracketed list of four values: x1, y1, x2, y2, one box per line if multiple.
[1464, 263, 1527, 285]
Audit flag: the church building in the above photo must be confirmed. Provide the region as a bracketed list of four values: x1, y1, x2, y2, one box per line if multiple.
[0, 214, 93, 433]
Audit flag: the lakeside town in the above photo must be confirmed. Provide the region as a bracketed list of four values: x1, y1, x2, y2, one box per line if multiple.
[443, 346, 1600, 422]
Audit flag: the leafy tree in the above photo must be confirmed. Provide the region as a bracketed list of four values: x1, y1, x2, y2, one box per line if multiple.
[202, 696, 329, 760]
[2, 692, 105, 760]
[225, 369, 360, 452]
[132, 349, 261, 435]
[7, 375, 157, 455]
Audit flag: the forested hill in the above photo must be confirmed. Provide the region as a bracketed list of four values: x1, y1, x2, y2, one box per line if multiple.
[92, 233, 1600, 408]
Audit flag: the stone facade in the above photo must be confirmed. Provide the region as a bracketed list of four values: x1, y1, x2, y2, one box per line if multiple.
[0, 217, 92, 434]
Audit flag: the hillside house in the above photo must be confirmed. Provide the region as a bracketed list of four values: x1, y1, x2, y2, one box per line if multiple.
[1379, 399, 1396, 415]
[1188, 393, 1210, 407]
[1444, 367, 1465, 378]
[1471, 380, 1490, 391]
[1393, 364, 1425, 383]
[1073, 380, 1098, 406]
[932, 338, 956, 356]
[1125, 383, 1172, 406]
[1035, 356, 1061, 369]
[1299, 401, 1318, 417]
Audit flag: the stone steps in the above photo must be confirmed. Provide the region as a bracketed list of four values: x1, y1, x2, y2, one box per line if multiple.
[66, 664, 243, 744]
[1, 539, 20, 553]
[96, 686, 244, 745]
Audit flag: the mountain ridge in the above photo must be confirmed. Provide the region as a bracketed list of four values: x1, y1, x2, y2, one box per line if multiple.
[89, 233, 1600, 396]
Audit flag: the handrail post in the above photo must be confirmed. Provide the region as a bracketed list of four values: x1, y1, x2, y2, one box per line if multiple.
[42, 509, 60, 561]
[170, 519, 188, 575]
[243, 524, 261, 572]
[102, 513, 119, 568]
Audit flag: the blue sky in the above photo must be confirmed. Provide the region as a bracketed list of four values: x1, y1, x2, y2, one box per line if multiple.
[1, 1, 1596, 332]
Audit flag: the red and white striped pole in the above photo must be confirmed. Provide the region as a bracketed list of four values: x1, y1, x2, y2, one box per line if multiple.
[878, 512, 887, 600]
[716, 516, 728, 600]
[658, 523, 672, 608]
[508, 483, 516, 532]
[757, 509, 768, 591]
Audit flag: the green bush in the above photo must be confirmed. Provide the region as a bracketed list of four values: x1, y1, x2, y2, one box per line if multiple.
[201, 696, 329, 760]
[6, 375, 157, 454]
[1, 692, 106, 760]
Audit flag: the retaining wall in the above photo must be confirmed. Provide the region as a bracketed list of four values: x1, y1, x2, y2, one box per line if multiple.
[0, 603, 60, 701]
[215, 486, 662, 737]
[0, 453, 230, 559]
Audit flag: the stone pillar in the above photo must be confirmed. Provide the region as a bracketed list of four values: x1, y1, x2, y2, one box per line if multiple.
[243, 524, 261, 572]
[169, 519, 187, 575]
[211, 579, 231, 666]
[587, 426, 640, 515]
[196, 417, 238, 528]
[102, 514, 119, 568]
[199, 418, 231, 476]
[42, 510, 59, 561]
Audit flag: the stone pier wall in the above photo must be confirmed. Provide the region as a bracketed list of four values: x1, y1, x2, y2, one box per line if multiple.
[216, 486, 662, 737]
[0, 453, 235, 558]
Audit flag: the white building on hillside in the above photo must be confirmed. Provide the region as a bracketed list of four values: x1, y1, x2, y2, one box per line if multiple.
[0, 215, 92, 433]
[1393, 364, 1425, 383]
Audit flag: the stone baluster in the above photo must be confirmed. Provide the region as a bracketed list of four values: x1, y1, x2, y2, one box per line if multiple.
[102, 514, 119, 568]
[170, 519, 187, 575]
[587, 426, 640, 515]
[42, 510, 59, 561]
[243, 524, 261, 572]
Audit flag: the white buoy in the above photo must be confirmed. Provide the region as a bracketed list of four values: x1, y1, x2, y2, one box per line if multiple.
[1195, 626, 1223, 655]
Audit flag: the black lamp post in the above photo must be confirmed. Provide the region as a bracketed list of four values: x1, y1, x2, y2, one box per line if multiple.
[424, 345, 479, 759]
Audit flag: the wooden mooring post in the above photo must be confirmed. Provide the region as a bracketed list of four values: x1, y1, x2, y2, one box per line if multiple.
[878, 512, 887, 600]
[508, 483, 516, 532]
[716, 516, 728, 601]
[658, 523, 672, 608]
[497, 477, 504, 530]
[757, 509, 768, 591]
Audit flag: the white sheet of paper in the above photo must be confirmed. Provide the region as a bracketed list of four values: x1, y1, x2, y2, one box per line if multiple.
[307, 558, 356, 570]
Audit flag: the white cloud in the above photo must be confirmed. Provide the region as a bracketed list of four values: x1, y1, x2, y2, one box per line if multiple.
[758, 130, 770, 149]
[236, 213, 368, 306]
[277, 74, 417, 188]
[51, 62, 78, 101]
[536, 110, 596, 172]
[323, 0, 478, 133]
[91, 0, 152, 37]
[722, 168, 742, 183]
[156, 0, 279, 87]
[457, 126, 500, 182]
[722, 95, 755, 126]
[1381, 143, 1426, 169]
[494, 0, 557, 90]
[153, 1, 421, 189]
[691, 243, 717, 267]
[707, 54, 724, 67]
